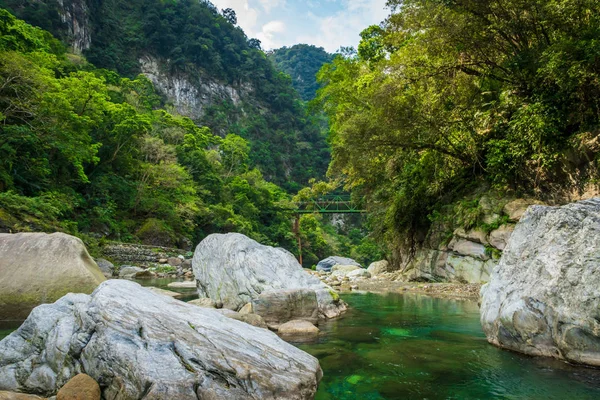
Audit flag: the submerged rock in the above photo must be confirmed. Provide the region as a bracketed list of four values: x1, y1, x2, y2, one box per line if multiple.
[252, 289, 319, 326]
[0, 232, 105, 320]
[0, 280, 322, 399]
[480, 198, 600, 367]
[193, 233, 346, 320]
[278, 320, 319, 336]
[316, 256, 361, 272]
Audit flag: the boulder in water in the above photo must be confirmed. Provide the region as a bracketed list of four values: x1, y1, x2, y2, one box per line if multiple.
[316, 256, 361, 272]
[480, 198, 600, 367]
[0, 232, 105, 320]
[193, 233, 346, 320]
[0, 280, 322, 399]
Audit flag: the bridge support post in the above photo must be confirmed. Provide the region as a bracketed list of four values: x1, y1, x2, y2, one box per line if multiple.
[293, 214, 303, 266]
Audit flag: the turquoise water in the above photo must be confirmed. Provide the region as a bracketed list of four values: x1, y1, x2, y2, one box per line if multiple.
[297, 292, 600, 400]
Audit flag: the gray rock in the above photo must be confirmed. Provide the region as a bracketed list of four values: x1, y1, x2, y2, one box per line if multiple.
[330, 265, 360, 278]
[193, 233, 345, 319]
[503, 198, 544, 222]
[252, 289, 319, 326]
[95, 258, 115, 278]
[146, 287, 183, 298]
[0, 232, 105, 320]
[228, 313, 268, 329]
[167, 281, 196, 289]
[0, 280, 322, 398]
[168, 257, 182, 267]
[367, 260, 390, 276]
[445, 255, 495, 284]
[488, 224, 515, 251]
[188, 298, 215, 308]
[481, 198, 600, 367]
[181, 259, 192, 270]
[278, 320, 319, 336]
[448, 238, 489, 260]
[239, 303, 253, 314]
[118, 265, 143, 277]
[453, 228, 489, 245]
[347, 269, 371, 280]
[316, 256, 361, 272]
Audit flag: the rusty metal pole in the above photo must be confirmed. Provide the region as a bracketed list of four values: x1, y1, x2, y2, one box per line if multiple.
[293, 214, 303, 265]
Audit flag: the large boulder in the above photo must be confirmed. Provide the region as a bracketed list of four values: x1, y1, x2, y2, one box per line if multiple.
[193, 233, 346, 319]
[0, 232, 106, 320]
[0, 280, 322, 399]
[367, 260, 390, 276]
[480, 198, 600, 367]
[316, 256, 361, 272]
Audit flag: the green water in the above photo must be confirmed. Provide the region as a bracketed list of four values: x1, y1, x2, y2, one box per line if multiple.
[297, 292, 600, 400]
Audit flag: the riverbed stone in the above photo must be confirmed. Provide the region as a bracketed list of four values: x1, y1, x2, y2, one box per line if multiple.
[167, 257, 182, 267]
[94, 259, 115, 278]
[188, 298, 216, 308]
[252, 289, 319, 325]
[0, 232, 105, 321]
[0, 280, 322, 399]
[347, 269, 371, 280]
[56, 374, 100, 400]
[316, 256, 361, 272]
[167, 281, 196, 289]
[146, 287, 183, 298]
[278, 320, 319, 336]
[0, 392, 46, 399]
[367, 260, 390, 276]
[331, 265, 361, 278]
[118, 266, 143, 277]
[481, 198, 600, 367]
[239, 302, 253, 314]
[193, 233, 346, 319]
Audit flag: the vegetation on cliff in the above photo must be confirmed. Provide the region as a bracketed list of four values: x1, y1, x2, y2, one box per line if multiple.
[269, 44, 334, 102]
[0, 0, 330, 189]
[0, 9, 295, 248]
[317, 0, 600, 258]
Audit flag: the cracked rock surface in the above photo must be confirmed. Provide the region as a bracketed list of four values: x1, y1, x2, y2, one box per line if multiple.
[0, 280, 322, 399]
[480, 198, 600, 367]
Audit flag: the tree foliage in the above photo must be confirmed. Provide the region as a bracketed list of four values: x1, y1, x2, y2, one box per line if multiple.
[269, 44, 335, 101]
[317, 0, 600, 254]
[0, 9, 296, 249]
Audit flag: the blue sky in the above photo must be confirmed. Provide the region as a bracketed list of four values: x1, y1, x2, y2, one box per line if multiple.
[209, 0, 390, 52]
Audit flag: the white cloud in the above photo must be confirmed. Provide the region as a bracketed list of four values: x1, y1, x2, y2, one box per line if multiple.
[256, 20, 287, 49]
[210, 0, 260, 37]
[258, 0, 285, 13]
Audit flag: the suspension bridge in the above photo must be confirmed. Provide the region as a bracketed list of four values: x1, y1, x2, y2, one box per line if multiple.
[293, 195, 365, 265]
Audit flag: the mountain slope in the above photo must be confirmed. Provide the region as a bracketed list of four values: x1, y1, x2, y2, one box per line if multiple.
[0, 0, 329, 189]
[269, 44, 334, 102]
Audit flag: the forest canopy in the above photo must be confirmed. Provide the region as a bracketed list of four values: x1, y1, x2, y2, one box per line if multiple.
[317, 0, 600, 254]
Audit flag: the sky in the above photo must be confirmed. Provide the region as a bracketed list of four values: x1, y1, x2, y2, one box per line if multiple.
[209, 0, 390, 53]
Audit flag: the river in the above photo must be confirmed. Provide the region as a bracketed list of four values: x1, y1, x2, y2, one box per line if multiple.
[2, 286, 600, 399]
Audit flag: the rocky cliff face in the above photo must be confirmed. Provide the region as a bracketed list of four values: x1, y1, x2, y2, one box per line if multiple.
[139, 56, 249, 121]
[480, 198, 600, 367]
[56, 0, 90, 54]
[392, 197, 543, 284]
